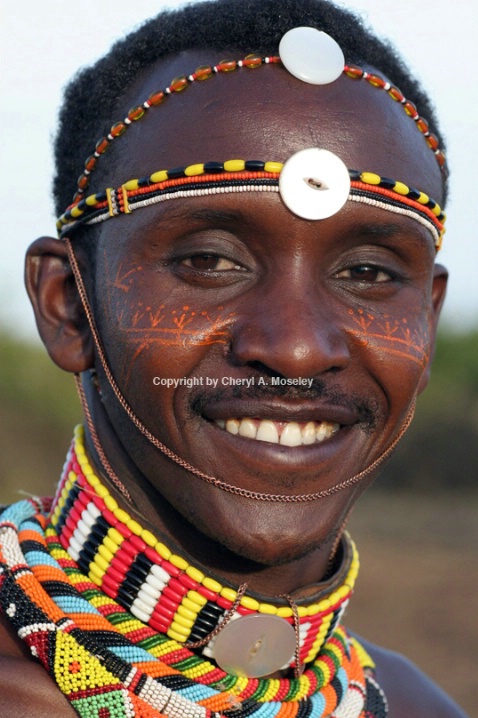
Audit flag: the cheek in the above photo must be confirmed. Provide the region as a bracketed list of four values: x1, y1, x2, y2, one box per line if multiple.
[95, 255, 235, 389]
[345, 306, 431, 395]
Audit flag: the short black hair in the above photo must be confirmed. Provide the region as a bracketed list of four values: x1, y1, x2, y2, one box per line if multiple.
[53, 0, 446, 217]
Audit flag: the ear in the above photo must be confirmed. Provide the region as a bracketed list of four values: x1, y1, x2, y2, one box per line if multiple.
[25, 236, 94, 372]
[417, 262, 448, 394]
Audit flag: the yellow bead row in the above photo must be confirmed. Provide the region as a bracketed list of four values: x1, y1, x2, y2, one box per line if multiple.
[304, 613, 334, 664]
[350, 636, 375, 671]
[122, 160, 284, 193]
[358, 171, 444, 219]
[50, 470, 77, 528]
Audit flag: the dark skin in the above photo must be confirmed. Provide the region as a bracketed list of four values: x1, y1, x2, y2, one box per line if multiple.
[0, 50, 468, 716]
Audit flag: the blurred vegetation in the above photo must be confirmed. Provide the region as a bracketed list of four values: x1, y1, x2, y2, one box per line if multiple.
[0, 332, 81, 504]
[1, 328, 478, 503]
[377, 329, 478, 492]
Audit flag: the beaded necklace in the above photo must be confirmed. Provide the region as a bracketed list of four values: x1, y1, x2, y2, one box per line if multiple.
[52, 427, 359, 671]
[0, 428, 388, 718]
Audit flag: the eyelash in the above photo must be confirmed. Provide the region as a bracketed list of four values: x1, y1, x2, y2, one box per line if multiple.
[335, 264, 397, 283]
[179, 254, 244, 272]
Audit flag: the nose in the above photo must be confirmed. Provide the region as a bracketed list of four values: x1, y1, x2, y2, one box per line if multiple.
[229, 275, 351, 378]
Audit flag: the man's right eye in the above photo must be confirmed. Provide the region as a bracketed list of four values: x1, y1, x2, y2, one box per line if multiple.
[180, 254, 242, 271]
[336, 264, 394, 283]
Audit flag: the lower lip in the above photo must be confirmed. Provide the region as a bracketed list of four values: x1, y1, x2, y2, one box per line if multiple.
[202, 417, 357, 471]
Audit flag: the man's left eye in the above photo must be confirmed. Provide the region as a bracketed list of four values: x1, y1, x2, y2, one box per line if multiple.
[336, 265, 392, 283]
[181, 254, 241, 271]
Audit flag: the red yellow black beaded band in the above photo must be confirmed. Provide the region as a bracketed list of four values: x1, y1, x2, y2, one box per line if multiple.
[57, 159, 446, 249]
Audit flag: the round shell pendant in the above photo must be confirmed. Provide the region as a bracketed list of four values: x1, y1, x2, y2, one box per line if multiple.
[279, 27, 345, 85]
[213, 614, 296, 677]
[279, 148, 350, 220]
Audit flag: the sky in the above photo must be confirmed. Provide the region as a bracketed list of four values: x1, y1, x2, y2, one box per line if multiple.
[1, 0, 477, 340]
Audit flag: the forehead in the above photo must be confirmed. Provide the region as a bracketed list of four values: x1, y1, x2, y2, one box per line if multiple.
[106, 48, 443, 206]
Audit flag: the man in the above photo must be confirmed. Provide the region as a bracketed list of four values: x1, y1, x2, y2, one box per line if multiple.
[0, 0, 468, 716]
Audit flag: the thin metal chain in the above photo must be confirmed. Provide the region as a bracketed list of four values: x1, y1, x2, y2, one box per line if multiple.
[185, 582, 249, 650]
[280, 593, 303, 679]
[74, 373, 133, 502]
[65, 237, 416, 504]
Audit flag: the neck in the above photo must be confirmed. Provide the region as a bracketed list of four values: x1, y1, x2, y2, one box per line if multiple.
[83, 378, 340, 596]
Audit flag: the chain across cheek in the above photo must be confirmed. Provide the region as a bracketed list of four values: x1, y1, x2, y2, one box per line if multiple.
[343, 307, 431, 373]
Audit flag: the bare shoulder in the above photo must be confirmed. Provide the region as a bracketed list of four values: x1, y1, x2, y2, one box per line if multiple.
[357, 635, 469, 718]
[0, 617, 76, 718]
[0, 656, 76, 718]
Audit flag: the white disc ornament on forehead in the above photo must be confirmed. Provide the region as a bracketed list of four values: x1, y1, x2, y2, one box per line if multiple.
[213, 614, 296, 677]
[279, 27, 345, 85]
[279, 148, 350, 220]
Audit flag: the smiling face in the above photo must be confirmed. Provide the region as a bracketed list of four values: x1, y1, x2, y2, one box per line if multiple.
[78, 49, 445, 567]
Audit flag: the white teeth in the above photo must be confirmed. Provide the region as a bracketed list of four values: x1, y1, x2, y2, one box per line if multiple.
[317, 421, 339, 442]
[280, 422, 302, 447]
[225, 419, 239, 435]
[218, 418, 340, 446]
[316, 423, 329, 442]
[256, 420, 279, 444]
[302, 421, 317, 445]
[238, 418, 257, 439]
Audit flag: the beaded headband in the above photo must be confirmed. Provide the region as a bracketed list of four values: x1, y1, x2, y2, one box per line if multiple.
[58, 153, 446, 248]
[66, 26, 446, 215]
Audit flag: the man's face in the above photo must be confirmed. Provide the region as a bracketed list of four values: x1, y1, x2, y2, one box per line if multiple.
[89, 49, 444, 564]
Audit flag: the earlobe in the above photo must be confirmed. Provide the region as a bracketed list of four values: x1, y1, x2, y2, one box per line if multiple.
[25, 236, 94, 372]
[417, 262, 448, 394]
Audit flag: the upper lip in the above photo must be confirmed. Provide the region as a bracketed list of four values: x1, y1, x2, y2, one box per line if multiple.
[200, 399, 359, 426]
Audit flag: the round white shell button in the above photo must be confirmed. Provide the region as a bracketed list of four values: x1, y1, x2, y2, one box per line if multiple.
[279, 27, 345, 85]
[213, 614, 296, 677]
[279, 148, 350, 220]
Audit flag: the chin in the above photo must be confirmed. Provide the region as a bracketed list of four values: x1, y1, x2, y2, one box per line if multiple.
[224, 533, 329, 567]
[183, 501, 333, 569]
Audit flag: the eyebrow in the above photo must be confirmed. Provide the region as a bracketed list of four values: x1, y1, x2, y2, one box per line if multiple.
[141, 205, 252, 234]
[128, 202, 434, 253]
[346, 221, 411, 238]
[182, 207, 252, 225]
[143, 209, 427, 235]
[343, 220, 433, 248]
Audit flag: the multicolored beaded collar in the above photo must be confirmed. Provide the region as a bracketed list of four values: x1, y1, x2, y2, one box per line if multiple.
[0, 428, 389, 717]
[66, 27, 446, 214]
[51, 426, 359, 675]
[57, 156, 446, 249]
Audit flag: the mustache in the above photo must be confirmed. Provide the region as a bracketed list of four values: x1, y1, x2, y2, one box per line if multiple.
[189, 374, 380, 431]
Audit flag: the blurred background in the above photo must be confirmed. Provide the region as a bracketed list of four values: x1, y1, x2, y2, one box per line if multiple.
[1, 0, 476, 713]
